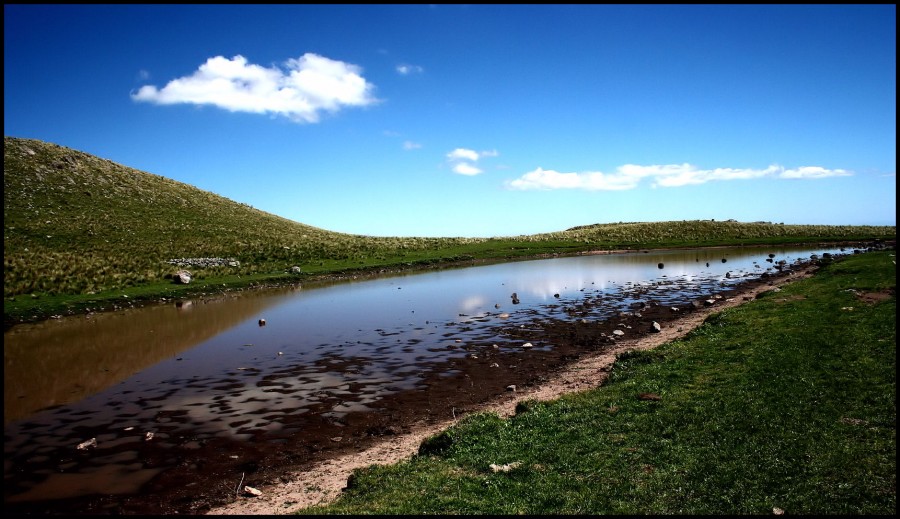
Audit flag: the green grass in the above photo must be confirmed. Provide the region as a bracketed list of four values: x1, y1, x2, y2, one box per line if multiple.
[4, 135, 895, 326]
[297, 250, 895, 515]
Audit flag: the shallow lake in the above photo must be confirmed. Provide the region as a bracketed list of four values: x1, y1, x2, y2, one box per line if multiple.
[3, 244, 850, 506]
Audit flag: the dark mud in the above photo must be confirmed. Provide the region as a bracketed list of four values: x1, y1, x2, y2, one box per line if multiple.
[3, 263, 822, 516]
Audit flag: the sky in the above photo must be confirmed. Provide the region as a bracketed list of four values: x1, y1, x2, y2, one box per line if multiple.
[4, 4, 896, 238]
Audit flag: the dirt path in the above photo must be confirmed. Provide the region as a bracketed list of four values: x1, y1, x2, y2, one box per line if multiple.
[206, 266, 817, 515]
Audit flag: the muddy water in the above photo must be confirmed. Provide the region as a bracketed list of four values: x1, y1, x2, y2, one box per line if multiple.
[3, 245, 847, 509]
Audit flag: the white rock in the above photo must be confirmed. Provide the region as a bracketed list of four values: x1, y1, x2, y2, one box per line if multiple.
[76, 438, 97, 450]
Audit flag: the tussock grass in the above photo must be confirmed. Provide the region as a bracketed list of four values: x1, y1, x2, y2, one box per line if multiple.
[298, 250, 896, 515]
[4, 136, 895, 324]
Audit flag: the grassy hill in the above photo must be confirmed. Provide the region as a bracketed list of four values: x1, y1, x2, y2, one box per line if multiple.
[4, 136, 895, 323]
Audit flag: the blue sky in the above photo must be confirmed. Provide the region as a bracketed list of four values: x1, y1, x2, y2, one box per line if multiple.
[4, 4, 896, 237]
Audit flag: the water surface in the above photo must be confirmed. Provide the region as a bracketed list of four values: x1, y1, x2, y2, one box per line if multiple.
[3, 245, 847, 504]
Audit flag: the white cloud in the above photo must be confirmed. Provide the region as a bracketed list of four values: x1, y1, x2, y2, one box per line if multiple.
[506, 167, 639, 191]
[396, 63, 424, 75]
[453, 163, 483, 176]
[445, 148, 500, 176]
[131, 53, 378, 123]
[447, 148, 480, 162]
[779, 166, 852, 179]
[506, 164, 853, 191]
[403, 141, 422, 150]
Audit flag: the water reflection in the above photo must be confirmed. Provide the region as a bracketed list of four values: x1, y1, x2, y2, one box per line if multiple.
[4, 290, 291, 425]
[3, 245, 847, 504]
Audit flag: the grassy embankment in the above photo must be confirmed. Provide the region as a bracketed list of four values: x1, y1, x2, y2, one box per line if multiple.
[295, 249, 896, 515]
[4, 135, 895, 325]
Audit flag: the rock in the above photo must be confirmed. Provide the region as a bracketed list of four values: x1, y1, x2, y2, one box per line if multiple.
[173, 270, 192, 284]
[258, 319, 266, 326]
[489, 461, 522, 473]
[167, 257, 240, 268]
[76, 438, 97, 450]
[244, 485, 263, 497]
[650, 321, 661, 333]
[290, 266, 302, 274]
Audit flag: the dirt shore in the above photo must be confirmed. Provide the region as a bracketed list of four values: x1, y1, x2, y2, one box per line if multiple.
[204, 265, 820, 515]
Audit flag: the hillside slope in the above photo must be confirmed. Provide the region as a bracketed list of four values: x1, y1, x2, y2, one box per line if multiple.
[3, 137, 483, 297]
[4, 136, 895, 303]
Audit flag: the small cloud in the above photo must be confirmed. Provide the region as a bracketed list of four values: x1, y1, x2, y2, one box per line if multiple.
[137, 69, 150, 81]
[447, 148, 480, 162]
[453, 163, 482, 176]
[396, 63, 424, 75]
[506, 164, 854, 191]
[131, 53, 379, 123]
[778, 166, 852, 179]
[446, 148, 499, 176]
[403, 141, 422, 150]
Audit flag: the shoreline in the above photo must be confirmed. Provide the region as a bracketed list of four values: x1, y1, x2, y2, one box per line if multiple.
[5, 240, 885, 331]
[205, 263, 821, 515]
